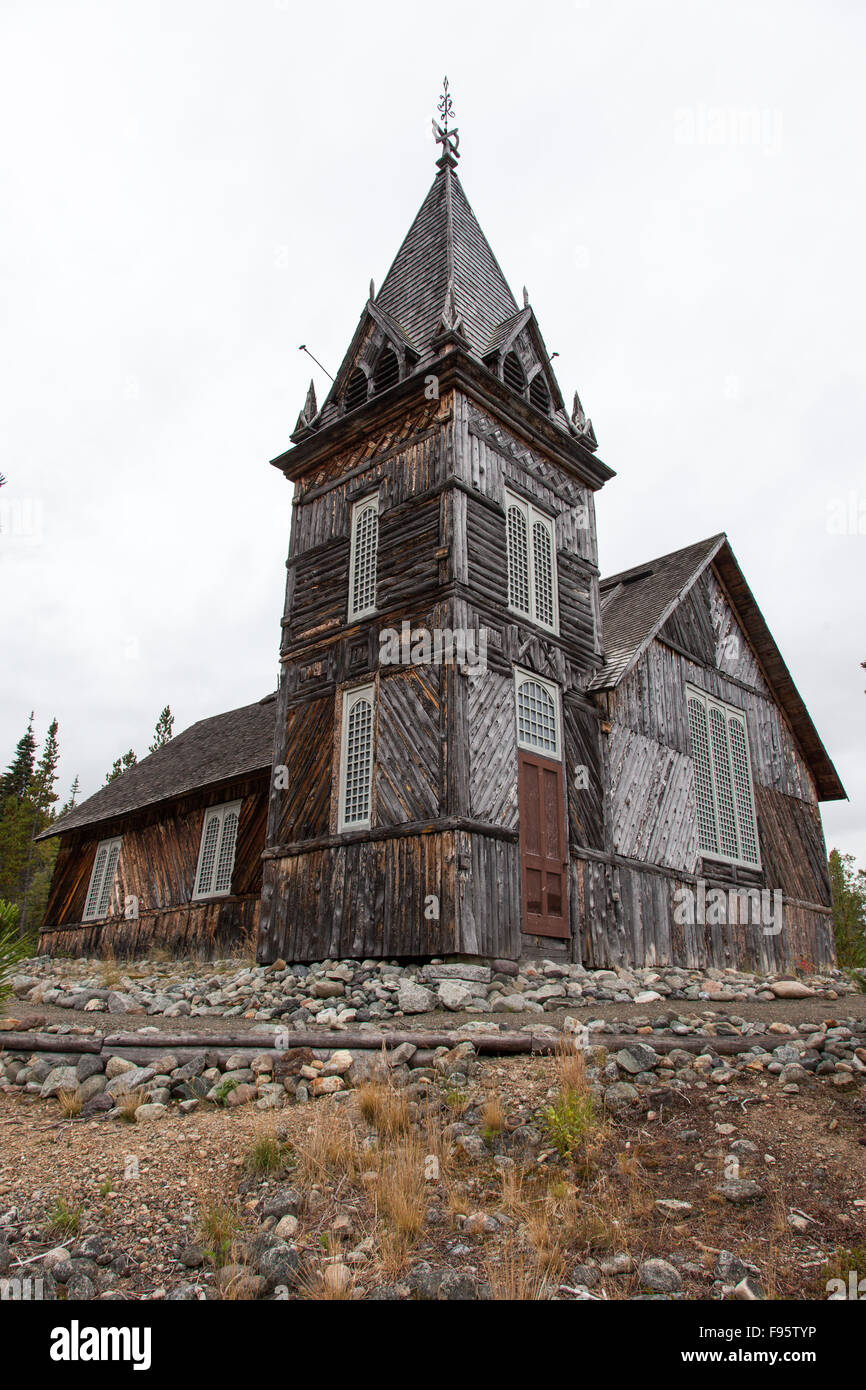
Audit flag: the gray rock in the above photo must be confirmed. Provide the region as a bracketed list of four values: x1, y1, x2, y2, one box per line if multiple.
[257, 1242, 302, 1293]
[397, 981, 435, 1015]
[603, 1081, 640, 1112]
[105, 1066, 156, 1098]
[717, 1179, 765, 1204]
[260, 1185, 302, 1219]
[40, 1066, 79, 1099]
[76, 1054, 104, 1083]
[638, 1258, 682, 1293]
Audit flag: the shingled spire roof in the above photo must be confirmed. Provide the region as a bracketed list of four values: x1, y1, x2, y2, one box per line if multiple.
[285, 83, 603, 466]
[374, 165, 520, 357]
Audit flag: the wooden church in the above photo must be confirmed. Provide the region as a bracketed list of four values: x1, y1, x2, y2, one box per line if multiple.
[37, 90, 846, 969]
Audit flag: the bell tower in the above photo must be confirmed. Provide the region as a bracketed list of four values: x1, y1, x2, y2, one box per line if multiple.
[258, 84, 613, 964]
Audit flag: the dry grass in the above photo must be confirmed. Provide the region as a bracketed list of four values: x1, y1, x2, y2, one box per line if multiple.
[98, 946, 122, 989]
[355, 1080, 411, 1138]
[117, 1087, 148, 1123]
[485, 1235, 555, 1300]
[294, 1100, 360, 1183]
[243, 1118, 291, 1177]
[198, 1198, 243, 1269]
[57, 1088, 82, 1119]
[481, 1094, 505, 1141]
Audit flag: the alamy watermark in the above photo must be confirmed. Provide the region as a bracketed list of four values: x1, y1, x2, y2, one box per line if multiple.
[673, 879, 783, 935]
[379, 621, 487, 673]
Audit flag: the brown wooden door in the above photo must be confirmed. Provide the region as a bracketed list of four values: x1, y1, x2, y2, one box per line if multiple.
[518, 749, 568, 938]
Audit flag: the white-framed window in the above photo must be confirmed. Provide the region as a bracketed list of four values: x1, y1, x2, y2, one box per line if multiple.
[339, 684, 375, 831]
[193, 801, 241, 899]
[83, 837, 122, 921]
[504, 489, 558, 632]
[348, 493, 379, 621]
[514, 669, 561, 760]
[686, 686, 761, 869]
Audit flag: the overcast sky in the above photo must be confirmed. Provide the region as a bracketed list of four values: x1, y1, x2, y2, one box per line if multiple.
[1, 0, 863, 864]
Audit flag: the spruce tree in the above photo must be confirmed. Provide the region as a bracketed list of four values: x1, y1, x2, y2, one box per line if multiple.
[148, 705, 175, 753]
[0, 714, 37, 799]
[105, 750, 137, 784]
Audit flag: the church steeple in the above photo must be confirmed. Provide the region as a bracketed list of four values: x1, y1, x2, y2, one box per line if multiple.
[288, 81, 599, 458]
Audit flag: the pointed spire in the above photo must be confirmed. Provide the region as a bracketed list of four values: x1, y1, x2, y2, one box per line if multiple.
[436, 276, 465, 337]
[369, 278, 375, 302]
[294, 379, 318, 435]
[432, 76, 460, 170]
[571, 390, 598, 451]
[523, 286, 530, 308]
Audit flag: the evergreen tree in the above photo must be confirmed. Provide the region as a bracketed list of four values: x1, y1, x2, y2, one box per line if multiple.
[62, 776, 80, 813]
[105, 750, 137, 784]
[829, 849, 866, 970]
[148, 705, 174, 753]
[0, 714, 36, 799]
[18, 718, 61, 936]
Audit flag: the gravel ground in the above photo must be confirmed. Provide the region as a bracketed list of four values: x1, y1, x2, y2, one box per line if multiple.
[26, 991, 866, 1038]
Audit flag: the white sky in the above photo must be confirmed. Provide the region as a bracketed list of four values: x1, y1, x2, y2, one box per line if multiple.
[1, 0, 863, 863]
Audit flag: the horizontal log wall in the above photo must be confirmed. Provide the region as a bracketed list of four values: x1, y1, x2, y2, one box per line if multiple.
[39, 897, 260, 960]
[39, 776, 268, 958]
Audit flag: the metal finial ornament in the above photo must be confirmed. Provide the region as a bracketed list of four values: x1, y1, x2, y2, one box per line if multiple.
[433, 76, 460, 169]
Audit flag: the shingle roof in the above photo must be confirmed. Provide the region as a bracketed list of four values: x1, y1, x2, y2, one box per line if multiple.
[593, 536, 845, 801]
[375, 167, 519, 359]
[591, 535, 726, 689]
[38, 694, 277, 840]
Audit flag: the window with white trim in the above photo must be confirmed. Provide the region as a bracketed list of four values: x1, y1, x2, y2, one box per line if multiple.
[504, 489, 558, 632]
[686, 687, 760, 868]
[83, 837, 122, 921]
[339, 684, 375, 831]
[514, 670, 561, 759]
[348, 494, 379, 620]
[194, 801, 241, 899]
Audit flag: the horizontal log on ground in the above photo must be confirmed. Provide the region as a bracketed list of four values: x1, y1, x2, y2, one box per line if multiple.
[0, 1032, 102, 1054]
[0, 1028, 778, 1061]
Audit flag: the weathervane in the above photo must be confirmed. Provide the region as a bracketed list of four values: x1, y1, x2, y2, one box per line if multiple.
[433, 76, 460, 169]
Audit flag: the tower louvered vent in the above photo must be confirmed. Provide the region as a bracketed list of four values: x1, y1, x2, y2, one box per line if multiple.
[503, 352, 525, 394]
[529, 372, 550, 413]
[344, 367, 369, 413]
[372, 347, 400, 394]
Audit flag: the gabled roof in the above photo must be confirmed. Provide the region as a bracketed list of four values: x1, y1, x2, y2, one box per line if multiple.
[593, 535, 726, 688]
[38, 694, 277, 840]
[592, 535, 845, 801]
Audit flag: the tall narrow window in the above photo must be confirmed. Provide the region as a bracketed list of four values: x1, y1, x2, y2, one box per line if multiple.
[348, 494, 379, 620]
[515, 670, 560, 758]
[686, 687, 761, 869]
[504, 489, 558, 632]
[194, 801, 242, 898]
[83, 837, 122, 921]
[339, 684, 375, 831]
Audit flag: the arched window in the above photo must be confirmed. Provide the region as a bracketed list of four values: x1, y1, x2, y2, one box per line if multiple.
[194, 801, 242, 898]
[348, 494, 379, 619]
[515, 673, 559, 757]
[340, 685, 375, 830]
[506, 502, 530, 615]
[503, 351, 525, 395]
[504, 489, 558, 632]
[529, 371, 550, 413]
[344, 367, 369, 413]
[372, 347, 400, 394]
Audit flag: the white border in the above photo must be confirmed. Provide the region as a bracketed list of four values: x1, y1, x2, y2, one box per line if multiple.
[686, 684, 762, 871]
[504, 487, 559, 635]
[193, 800, 242, 899]
[338, 683, 376, 833]
[347, 492, 380, 622]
